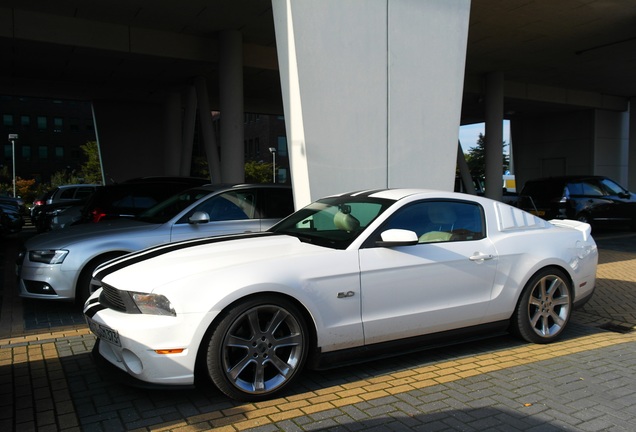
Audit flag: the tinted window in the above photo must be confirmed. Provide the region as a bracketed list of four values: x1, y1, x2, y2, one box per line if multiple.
[74, 187, 95, 199]
[381, 201, 485, 243]
[179, 190, 256, 223]
[59, 188, 77, 199]
[272, 196, 391, 249]
[600, 178, 628, 195]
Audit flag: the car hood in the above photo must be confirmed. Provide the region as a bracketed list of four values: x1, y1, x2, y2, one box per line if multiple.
[98, 233, 328, 296]
[25, 219, 159, 249]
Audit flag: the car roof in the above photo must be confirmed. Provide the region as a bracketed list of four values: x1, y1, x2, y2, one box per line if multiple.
[525, 175, 608, 184]
[325, 188, 480, 202]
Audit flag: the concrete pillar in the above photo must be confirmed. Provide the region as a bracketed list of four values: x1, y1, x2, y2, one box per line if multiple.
[181, 85, 197, 176]
[457, 142, 476, 194]
[485, 72, 504, 201]
[195, 76, 221, 183]
[163, 92, 182, 176]
[272, 0, 471, 207]
[629, 98, 636, 191]
[219, 30, 245, 183]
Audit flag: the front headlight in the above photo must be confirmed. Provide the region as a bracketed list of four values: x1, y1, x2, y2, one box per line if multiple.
[130, 292, 176, 316]
[29, 249, 69, 264]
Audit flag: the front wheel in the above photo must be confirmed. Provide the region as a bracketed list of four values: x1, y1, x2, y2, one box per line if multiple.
[512, 268, 572, 344]
[206, 296, 309, 401]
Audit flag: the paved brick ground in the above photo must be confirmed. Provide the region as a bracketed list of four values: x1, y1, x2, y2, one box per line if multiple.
[2, 228, 636, 431]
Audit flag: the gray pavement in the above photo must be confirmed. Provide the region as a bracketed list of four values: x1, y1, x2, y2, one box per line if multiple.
[1, 226, 636, 431]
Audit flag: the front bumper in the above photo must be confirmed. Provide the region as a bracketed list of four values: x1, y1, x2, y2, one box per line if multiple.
[84, 292, 214, 386]
[17, 262, 77, 300]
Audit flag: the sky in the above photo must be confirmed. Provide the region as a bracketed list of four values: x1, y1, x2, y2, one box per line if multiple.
[458, 120, 510, 153]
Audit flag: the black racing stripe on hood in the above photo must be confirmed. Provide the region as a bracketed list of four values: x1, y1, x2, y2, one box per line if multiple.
[93, 231, 276, 281]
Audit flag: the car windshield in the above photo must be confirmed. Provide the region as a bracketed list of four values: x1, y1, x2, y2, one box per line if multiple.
[271, 195, 393, 249]
[135, 188, 214, 224]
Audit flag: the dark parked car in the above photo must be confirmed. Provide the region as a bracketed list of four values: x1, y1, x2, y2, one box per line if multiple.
[0, 202, 24, 235]
[31, 184, 100, 228]
[518, 175, 636, 229]
[40, 177, 210, 232]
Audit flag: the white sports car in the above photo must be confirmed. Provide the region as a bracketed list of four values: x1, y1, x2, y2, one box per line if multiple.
[84, 189, 597, 401]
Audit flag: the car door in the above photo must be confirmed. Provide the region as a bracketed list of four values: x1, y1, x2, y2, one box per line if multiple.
[358, 200, 498, 345]
[169, 189, 262, 242]
[597, 178, 636, 223]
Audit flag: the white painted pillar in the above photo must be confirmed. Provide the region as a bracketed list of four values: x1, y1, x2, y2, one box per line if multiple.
[272, 0, 471, 207]
[219, 30, 245, 183]
[485, 72, 504, 201]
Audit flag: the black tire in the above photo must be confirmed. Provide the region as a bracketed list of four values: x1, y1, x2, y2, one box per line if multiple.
[206, 295, 308, 401]
[511, 267, 572, 344]
[75, 253, 125, 306]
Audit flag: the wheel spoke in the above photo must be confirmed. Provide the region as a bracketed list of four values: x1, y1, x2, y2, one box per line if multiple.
[550, 310, 566, 328]
[246, 310, 261, 336]
[552, 296, 569, 307]
[225, 334, 251, 349]
[274, 333, 303, 348]
[228, 355, 253, 381]
[265, 309, 289, 335]
[253, 363, 266, 391]
[269, 354, 292, 377]
[529, 309, 541, 328]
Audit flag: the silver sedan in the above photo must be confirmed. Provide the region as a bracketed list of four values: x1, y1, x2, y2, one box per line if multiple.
[17, 184, 293, 304]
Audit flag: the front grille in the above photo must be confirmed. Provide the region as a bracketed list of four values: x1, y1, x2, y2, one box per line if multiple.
[98, 283, 139, 313]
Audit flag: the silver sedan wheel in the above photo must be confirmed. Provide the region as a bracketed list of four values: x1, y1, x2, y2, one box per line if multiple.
[207, 298, 308, 401]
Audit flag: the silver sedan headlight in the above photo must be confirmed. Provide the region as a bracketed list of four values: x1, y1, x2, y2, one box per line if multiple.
[129, 292, 176, 317]
[29, 249, 69, 264]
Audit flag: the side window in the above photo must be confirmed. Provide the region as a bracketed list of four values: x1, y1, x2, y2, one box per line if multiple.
[190, 190, 256, 221]
[382, 201, 485, 244]
[59, 188, 77, 199]
[74, 187, 95, 199]
[599, 178, 627, 196]
[580, 181, 604, 197]
[260, 188, 294, 218]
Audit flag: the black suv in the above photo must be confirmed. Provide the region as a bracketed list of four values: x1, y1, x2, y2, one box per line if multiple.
[518, 175, 636, 229]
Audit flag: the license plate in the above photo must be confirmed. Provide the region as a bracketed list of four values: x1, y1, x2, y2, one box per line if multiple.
[86, 317, 121, 347]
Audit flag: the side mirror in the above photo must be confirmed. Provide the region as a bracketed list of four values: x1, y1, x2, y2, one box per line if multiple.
[188, 211, 210, 224]
[376, 229, 418, 247]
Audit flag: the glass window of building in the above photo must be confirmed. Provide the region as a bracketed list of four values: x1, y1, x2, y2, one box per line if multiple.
[22, 146, 31, 160]
[277, 136, 288, 157]
[54, 117, 64, 133]
[55, 146, 64, 159]
[3, 114, 13, 127]
[38, 146, 48, 159]
[37, 116, 47, 131]
[20, 115, 31, 129]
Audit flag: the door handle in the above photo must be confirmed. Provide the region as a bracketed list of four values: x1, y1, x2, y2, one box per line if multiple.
[469, 252, 494, 262]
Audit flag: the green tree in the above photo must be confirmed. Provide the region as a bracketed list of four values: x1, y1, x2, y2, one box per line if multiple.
[464, 133, 509, 178]
[245, 160, 274, 183]
[78, 141, 103, 184]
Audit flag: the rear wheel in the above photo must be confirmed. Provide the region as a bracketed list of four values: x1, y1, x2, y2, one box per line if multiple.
[206, 296, 308, 401]
[512, 268, 572, 344]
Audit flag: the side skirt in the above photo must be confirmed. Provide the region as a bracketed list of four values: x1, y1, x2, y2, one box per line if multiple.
[307, 320, 511, 370]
